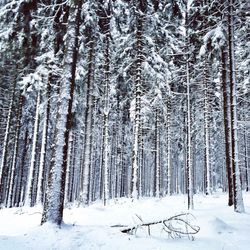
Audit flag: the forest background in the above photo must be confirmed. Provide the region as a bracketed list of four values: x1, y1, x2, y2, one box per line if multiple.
[0, 0, 249, 225]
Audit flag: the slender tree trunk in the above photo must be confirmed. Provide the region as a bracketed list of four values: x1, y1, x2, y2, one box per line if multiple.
[0, 82, 16, 206]
[204, 60, 211, 195]
[37, 77, 51, 204]
[228, 0, 244, 213]
[102, 36, 110, 206]
[185, 6, 194, 209]
[243, 125, 249, 191]
[14, 129, 29, 206]
[154, 109, 160, 197]
[182, 107, 187, 195]
[7, 93, 24, 207]
[24, 91, 40, 206]
[65, 131, 73, 202]
[221, 48, 234, 205]
[166, 97, 172, 195]
[115, 105, 122, 198]
[80, 31, 95, 205]
[186, 60, 193, 210]
[131, 12, 144, 199]
[139, 123, 144, 197]
[120, 123, 126, 197]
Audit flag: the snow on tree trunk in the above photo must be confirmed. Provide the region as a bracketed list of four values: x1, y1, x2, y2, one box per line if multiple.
[221, 48, 234, 206]
[204, 60, 211, 195]
[114, 105, 122, 198]
[102, 35, 110, 206]
[185, 6, 193, 209]
[80, 32, 95, 206]
[228, 0, 244, 213]
[24, 91, 40, 207]
[155, 109, 160, 197]
[37, 78, 51, 205]
[97, 0, 113, 203]
[41, 1, 82, 225]
[0, 82, 16, 206]
[65, 131, 73, 202]
[37, 111, 47, 204]
[131, 11, 144, 200]
[42, 89, 69, 224]
[166, 97, 172, 195]
[7, 94, 23, 207]
[243, 124, 249, 191]
[120, 124, 127, 197]
[14, 129, 28, 206]
[186, 60, 194, 210]
[139, 123, 144, 197]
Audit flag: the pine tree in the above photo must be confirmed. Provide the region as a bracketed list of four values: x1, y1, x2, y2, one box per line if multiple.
[227, 0, 244, 213]
[41, 0, 82, 225]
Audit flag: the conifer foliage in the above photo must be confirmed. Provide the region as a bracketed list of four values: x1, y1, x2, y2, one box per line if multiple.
[0, 0, 249, 225]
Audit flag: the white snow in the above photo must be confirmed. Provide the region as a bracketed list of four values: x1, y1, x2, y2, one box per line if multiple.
[0, 192, 250, 250]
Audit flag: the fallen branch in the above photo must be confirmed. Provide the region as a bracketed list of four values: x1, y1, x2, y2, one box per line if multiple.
[120, 213, 200, 240]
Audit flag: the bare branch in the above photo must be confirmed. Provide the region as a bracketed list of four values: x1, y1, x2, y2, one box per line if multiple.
[120, 213, 200, 240]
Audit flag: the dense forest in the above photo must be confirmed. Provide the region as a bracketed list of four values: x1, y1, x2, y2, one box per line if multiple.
[0, 0, 249, 225]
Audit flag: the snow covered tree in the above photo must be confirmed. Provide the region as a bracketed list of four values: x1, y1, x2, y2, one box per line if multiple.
[41, 0, 83, 225]
[227, 0, 245, 213]
[0, 0, 248, 221]
[79, 1, 97, 205]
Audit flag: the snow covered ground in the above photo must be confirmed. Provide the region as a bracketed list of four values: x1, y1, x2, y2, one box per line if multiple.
[0, 192, 250, 250]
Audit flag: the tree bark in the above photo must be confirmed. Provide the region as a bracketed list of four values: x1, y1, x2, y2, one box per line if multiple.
[131, 10, 144, 199]
[7, 93, 24, 207]
[154, 109, 160, 197]
[203, 60, 211, 195]
[37, 76, 51, 204]
[41, 0, 82, 225]
[80, 31, 95, 206]
[166, 97, 172, 195]
[228, 0, 244, 213]
[25, 91, 41, 206]
[102, 35, 110, 205]
[0, 81, 16, 206]
[221, 48, 234, 206]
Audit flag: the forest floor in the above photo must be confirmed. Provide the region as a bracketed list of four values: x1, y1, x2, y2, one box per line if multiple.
[0, 192, 250, 250]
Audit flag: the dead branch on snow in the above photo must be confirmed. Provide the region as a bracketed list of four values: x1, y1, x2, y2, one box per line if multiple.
[120, 213, 200, 240]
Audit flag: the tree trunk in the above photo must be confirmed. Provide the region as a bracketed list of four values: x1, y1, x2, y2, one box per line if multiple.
[37, 76, 51, 204]
[228, 0, 244, 213]
[221, 48, 234, 206]
[7, 93, 24, 207]
[154, 109, 160, 197]
[41, 1, 82, 225]
[243, 124, 249, 191]
[166, 97, 172, 195]
[15, 129, 29, 206]
[203, 60, 211, 195]
[131, 11, 144, 199]
[0, 82, 16, 206]
[80, 30, 95, 205]
[185, 6, 193, 209]
[25, 91, 41, 206]
[102, 35, 110, 205]
[186, 60, 193, 210]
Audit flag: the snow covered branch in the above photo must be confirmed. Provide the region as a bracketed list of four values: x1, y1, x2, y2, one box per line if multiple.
[120, 213, 200, 240]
